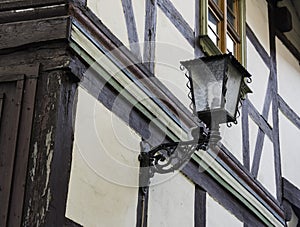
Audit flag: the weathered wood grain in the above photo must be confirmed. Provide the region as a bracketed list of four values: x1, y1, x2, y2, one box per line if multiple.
[0, 64, 39, 227]
[22, 70, 77, 226]
[242, 100, 250, 170]
[0, 3, 67, 24]
[194, 186, 206, 227]
[0, 0, 67, 11]
[0, 77, 24, 227]
[143, 0, 157, 74]
[0, 16, 70, 50]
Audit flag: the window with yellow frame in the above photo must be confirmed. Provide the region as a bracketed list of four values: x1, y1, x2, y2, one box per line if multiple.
[199, 0, 246, 65]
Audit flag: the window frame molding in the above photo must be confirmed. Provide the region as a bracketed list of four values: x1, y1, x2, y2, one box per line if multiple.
[199, 0, 246, 66]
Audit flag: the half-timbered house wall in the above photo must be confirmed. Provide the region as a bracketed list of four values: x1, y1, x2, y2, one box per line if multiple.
[0, 0, 300, 226]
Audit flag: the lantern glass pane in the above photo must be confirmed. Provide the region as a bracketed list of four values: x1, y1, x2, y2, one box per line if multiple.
[189, 60, 224, 112]
[225, 62, 242, 118]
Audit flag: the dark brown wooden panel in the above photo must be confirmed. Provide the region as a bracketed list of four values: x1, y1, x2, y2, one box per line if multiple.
[0, 77, 24, 227]
[0, 93, 3, 123]
[0, 4, 67, 24]
[0, 16, 70, 50]
[8, 67, 39, 227]
[0, 64, 39, 227]
[0, 0, 67, 11]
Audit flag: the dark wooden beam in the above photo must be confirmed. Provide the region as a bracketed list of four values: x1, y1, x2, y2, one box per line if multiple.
[0, 0, 67, 11]
[64, 217, 83, 227]
[121, 0, 142, 60]
[283, 178, 300, 210]
[246, 23, 271, 69]
[0, 3, 67, 24]
[194, 0, 204, 58]
[0, 76, 24, 227]
[157, 0, 194, 47]
[22, 69, 77, 226]
[246, 99, 273, 142]
[276, 30, 300, 64]
[143, 0, 157, 74]
[0, 16, 70, 50]
[194, 186, 206, 227]
[251, 75, 272, 177]
[0, 65, 40, 227]
[268, 2, 282, 202]
[278, 94, 300, 130]
[136, 141, 150, 227]
[242, 100, 250, 170]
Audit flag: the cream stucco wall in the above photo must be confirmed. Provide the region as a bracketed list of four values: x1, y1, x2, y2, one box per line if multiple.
[148, 173, 195, 227]
[66, 88, 140, 227]
[276, 38, 300, 189]
[206, 194, 243, 227]
[246, 0, 270, 55]
[88, 0, 129, 48]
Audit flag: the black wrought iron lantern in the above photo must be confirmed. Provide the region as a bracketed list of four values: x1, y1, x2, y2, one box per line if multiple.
[139, 54, 252, 182]
[180, 53, 252, 126]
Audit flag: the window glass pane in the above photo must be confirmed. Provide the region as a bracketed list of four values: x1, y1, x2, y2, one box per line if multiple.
[208, 11, 219, 45]
[226, 33, 235, 54]
[227, 0, 234, 11]
[227, 0, 236, 27]
[227, 9, 235, 26]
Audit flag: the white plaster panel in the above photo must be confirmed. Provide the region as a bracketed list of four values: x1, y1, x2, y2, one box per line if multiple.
[170, 0, 195, 28]
[256, 136, 277, 197]
[246, 38, 270, 114]
[87, 0, 129, 47]
[206, 194, 243, 227]
[246, 0, 270, 55]
[155, 8, 194, 111]
[248, 117, 259, 169]
[66, 88, 140, 227]
[279, 112, 300, 189]
[148, 173, 194, 227]
[220, 118, 243, 163]
[277, 38, 300, 116]
[276, 38, 300, 189]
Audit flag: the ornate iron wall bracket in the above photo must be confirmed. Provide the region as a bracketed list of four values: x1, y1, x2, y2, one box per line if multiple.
[138, 126, 210, 180]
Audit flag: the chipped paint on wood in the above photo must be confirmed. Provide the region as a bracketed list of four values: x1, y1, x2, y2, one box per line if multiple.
[30, 142, 38, 182]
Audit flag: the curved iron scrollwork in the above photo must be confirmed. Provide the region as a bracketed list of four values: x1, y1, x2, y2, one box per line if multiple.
[139, 127, 210, 178]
